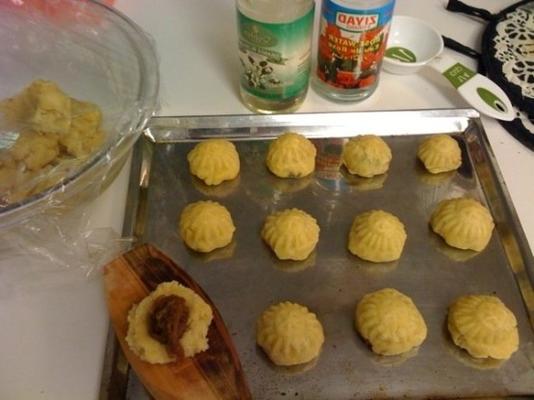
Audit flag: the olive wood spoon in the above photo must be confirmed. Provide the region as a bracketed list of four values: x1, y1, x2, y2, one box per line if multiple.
[103, 243, 252, 400]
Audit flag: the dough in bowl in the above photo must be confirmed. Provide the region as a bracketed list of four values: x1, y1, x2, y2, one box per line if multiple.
[261, 208, 320, 261]
[348, 210, 407, 262]
[417, 134, 462, 174]
[448, 295, 518, 360]
[187, 139, 240, 186]
[179, 200, 235, 253]
[266, 132, 316, 178]
[430, 197, 494, 252]
[355, 288, 427, 356]
[342, 135, 392, 178]
[257, 301, 324, 366]
[126, 281, 213, 364]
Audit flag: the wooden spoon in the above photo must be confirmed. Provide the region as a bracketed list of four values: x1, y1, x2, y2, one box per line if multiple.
[103, 243, 252, 400]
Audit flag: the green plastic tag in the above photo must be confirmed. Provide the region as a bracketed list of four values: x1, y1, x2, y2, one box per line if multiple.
[442, 63, 476, 88]
[385, 47, 417, 63]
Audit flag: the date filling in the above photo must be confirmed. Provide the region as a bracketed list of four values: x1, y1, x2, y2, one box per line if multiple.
[148, 294, 190, 358]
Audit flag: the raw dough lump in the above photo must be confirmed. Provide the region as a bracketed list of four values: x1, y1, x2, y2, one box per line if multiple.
[266, 132, 316, 178]
[417, 135, 462, 174]
[355, 288, 427, 356]
[261, 208, 320, 261]
[126, 281, 213, 364]
[342, 135, 392, 178]
[187, 139, 240, 186]
[430, 197, 494, 251]
[448, 295, 518, 360]
[179, 200, 235, 253]
[256, 301, 324, 366]
[348, 210, 407, 262]
[0, 80, 105, 204]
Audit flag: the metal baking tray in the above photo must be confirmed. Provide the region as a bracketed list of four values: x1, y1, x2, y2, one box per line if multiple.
[100, 110, 534, 400]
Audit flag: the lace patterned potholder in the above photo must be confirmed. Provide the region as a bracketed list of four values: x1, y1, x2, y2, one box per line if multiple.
[482, 1, 534, 149]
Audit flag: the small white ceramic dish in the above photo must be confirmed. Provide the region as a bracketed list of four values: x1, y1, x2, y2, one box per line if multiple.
[382, 15, 515, 121]
[383, 15, 444, 74]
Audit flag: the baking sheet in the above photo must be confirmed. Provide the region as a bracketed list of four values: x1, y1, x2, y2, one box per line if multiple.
[102, 110, 534, 399]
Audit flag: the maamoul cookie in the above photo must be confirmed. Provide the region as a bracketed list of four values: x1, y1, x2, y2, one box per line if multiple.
[348, 210, 407, 262]
[355, 288, 427, 356]
[187, 139, 240, 186]
[126, 281, 213, 364]
[448, 295, 518, 360]
[430, 197, 494, 252]
[179, 200, 235, 253]
[417, 134, 461, 174]
[266, 132, 316, 178]
[257, 301, 324, 366]
[261, 208, 320, 261]
[342, 135, 392, 178]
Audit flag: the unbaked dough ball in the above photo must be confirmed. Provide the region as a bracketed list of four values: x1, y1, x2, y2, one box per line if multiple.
[342, 135, 392, 178]
[179, 200, 235, 253]
[448, 295, 518, 360]
[417, 135, 462, 174]
[348, 210, 407, 262]
[266, 132, 316, 178]
[355, 288, 427, 356]
[126, 281, 213, 364]
[187, 139, 240, 186]
[261, 208, 320, 261]
[430, 197, 494, 252]
[257, 301, 324, 366]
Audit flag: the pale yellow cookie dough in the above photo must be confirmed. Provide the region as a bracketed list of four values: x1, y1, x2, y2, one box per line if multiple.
[187, 139, 240, 186]
[417, 134, 462, 174]
[1, 79, 72, 135]
[342, 135, 392, 178]
[355, 288, 427, 356]
[266, 132, 316, 178]
[9, 131, 60, 171]
[60, 99, 104, 158]
[179, 200, 235, 253]
[448, 295, 518, 360]
[430, 197, 494, 252]
[126, 281, 213, 364]
[261, 208, 320, 261]
[348, 210, 407, 262]
[257, 301, 324, 366]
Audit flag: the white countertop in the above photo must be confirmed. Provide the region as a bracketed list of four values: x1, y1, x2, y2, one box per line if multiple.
[1, 0, 532, 399]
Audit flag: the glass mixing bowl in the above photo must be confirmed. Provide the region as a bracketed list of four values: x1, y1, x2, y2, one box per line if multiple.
[0, 0, 159, 229]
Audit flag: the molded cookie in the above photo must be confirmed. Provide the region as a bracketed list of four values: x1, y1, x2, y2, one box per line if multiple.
[257, 301, 324, 366]
[187, 139, 240, 186]
[261, 208, 320, 261]
[348, 210, 407, 262]
[355, 288, 427, 356]
[417, 135, 461, 174]
[430, 197, 494, 252]
[266, 132, 316, 178]
[179, 200, 235, 253]
[448, 295, 518, 360]
[342, 135, 392, 178]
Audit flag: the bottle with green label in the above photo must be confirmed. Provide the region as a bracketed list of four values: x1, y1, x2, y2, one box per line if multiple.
[236, 0, 315, 113]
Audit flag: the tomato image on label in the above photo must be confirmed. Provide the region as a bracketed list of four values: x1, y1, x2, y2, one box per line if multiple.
[316, 0, 394, 90]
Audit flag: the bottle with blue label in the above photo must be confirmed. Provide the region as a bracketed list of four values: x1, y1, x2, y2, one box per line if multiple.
[313, 0, 395, 101]
[236, 0, 315, 113]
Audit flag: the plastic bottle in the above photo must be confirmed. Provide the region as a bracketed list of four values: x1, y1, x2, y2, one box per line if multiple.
[313, 0, 395, 101]
[236, 0, 315, 113]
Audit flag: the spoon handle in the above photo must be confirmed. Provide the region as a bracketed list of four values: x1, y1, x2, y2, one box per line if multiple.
[429, 54, 515, 121]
